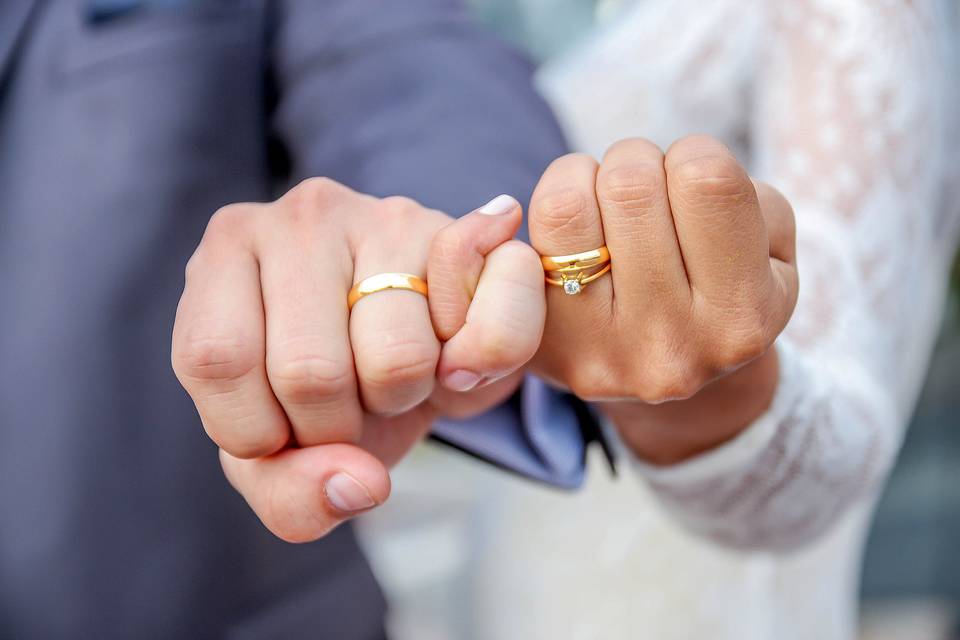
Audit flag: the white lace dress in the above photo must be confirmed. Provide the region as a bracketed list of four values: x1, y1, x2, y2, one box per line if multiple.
[358, 1, 960, 638]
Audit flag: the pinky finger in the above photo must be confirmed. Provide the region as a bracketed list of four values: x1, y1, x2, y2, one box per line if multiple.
[755, 180, 800, 332]
[437, 239, 546, 392]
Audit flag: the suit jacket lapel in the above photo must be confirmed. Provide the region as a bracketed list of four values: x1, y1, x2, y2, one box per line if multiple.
[0, 0, 41, 84]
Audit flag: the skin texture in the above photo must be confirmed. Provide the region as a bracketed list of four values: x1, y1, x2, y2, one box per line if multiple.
[173, 134, 798, 542]
[172, 179, 544, 542]
[526, 135, 799, 464]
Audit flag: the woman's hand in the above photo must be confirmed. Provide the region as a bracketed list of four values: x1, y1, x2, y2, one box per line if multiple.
[526, 135, 799, 464]
[172, 180, 543, 542]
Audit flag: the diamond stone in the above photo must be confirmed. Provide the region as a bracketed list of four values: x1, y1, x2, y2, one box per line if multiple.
[563, 279, 582, 295]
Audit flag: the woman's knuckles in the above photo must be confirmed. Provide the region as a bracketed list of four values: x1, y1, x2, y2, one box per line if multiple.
[711, 320, 773, 372]
[669, 154, 751, 205]
[555, 351, 705, 404]
[531, 186, 596, 241]
[564, 357, 630, 401]
[633, 371, 703, 405]
[596, 163, 665, 213]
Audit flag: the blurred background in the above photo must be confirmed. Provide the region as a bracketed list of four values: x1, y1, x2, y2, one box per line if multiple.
[354, 2, 960, 639]
[857, 260, 960, 640]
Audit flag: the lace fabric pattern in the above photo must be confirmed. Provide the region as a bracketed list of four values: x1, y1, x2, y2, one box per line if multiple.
[540, 0, 960, 551]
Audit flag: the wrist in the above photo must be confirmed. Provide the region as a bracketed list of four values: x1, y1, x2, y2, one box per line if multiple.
[601, 346, 780, 465]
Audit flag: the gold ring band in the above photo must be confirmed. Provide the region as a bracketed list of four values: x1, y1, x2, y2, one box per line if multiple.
[550, 257, 610, 274]
[541, 246, 611, 295]
[540, 246, 610, 272]
[545, 263, 612, 289]
[348, 273, 428, 310]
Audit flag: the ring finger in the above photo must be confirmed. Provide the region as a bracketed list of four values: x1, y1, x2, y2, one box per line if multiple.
[528, 153, 610, 301]
[527, 154, 611, 383]
[349, 199, 446, 416]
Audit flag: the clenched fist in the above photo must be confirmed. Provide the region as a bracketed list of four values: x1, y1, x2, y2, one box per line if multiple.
[172, 179, 543, 542]
[526, 136, 799, 463]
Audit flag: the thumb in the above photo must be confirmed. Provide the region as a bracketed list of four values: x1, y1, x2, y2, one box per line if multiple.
[428, 194, 545, 393]
[436, 239, 545, 391]
[427, 194, 524, 341]
[220, 444, 390, 543]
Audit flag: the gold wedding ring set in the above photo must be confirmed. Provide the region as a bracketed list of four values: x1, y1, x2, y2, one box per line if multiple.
[347, 246, 611, 309]
[540, 246, 611, 296]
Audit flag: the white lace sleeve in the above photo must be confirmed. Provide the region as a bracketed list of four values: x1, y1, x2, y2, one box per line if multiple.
[626, 0, 960, 551]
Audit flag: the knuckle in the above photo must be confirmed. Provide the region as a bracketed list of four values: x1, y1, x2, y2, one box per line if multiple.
[671, 154, 748, 201]
[666, 134, 730, 161]
[204, 203, 254, 240]
[475, 323, 536, 371]
[173, 333, 258, 385]
[604, 137, 661, 159]
[268, 354, 354, 403]
[285, 177, 348, 223]
[635, 380, 690, 405]
[358, 336, 439, 388]
[377, 195, 423, 220]
[631, 342, 703, 403]
[430, 224, 471, 266]
[496, 240, 546, 287]
[544, 152, 597, 177]
[215, 427, 286, 461]
[565, 360, 625, 401]
[597, 165, 664, 211]
[533, 187, 593, 234]
[292, 176, 344, 204]
[634, 368, 701, 404]
[567, 379, 600, 401]
[718, 325, 769, 368]
[186, 204, 257, 280]
[183, 249, 202, 282]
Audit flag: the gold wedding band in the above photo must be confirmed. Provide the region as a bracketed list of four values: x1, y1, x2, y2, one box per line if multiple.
[540, 246, 610, 272]
[348, 273, 428, 310]
[541, 246, 611, 295]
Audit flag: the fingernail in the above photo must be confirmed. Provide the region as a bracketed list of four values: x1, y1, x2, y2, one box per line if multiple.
[477, 194, 518, 216]
[324, 472, 376, 513]
[443, 369, 482, 392]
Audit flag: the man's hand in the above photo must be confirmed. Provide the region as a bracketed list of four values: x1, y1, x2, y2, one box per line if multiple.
[527, 136, 799, 464]
[172, 180, 543, 542]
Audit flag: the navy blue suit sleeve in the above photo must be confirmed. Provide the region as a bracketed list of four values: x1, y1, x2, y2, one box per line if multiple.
[269, 0, 611, 487]
[269, 0, 566, 212]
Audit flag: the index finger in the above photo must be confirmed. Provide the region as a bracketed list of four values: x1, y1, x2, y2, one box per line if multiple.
[172, 205, 291, 459]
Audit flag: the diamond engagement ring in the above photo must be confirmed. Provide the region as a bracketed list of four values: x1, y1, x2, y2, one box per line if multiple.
[541, 247, 612, 295]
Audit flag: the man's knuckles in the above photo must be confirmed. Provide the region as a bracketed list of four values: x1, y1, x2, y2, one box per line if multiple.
[354, 328, 440, 391]
[173, 331, 259, 385]
[283, 177, 355, 221]
[266, 352, 355, 405]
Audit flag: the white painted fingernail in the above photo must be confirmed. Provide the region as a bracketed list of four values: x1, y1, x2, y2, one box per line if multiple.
[443, 369, 482, 392]
[325, 472, 376, 513]
[477, 194, 518, 216]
